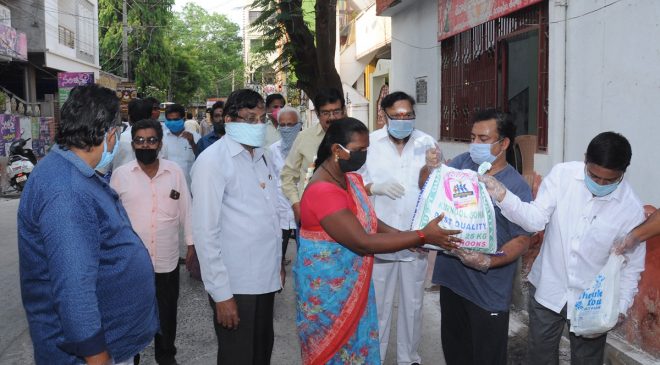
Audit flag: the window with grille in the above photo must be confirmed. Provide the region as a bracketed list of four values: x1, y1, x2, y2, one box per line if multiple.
[440, 2, 549, 150]
[77, 1, 95, 63]
[58, 25, 75, 49]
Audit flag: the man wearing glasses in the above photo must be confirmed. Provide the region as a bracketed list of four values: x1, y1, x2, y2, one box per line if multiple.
[360, 91, 438, 364]
[191, 89, 281, 364]
[280, 88, 346, 224]
[480, 131, 646, 365]
[110, 119, 193, 365]
[111, 98, 154, 170]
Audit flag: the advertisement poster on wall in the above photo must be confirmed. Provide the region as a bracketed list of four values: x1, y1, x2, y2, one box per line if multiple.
[438, 0, 543, 40]
[58, 72, 95, 105]
[0, 114, 20, 156]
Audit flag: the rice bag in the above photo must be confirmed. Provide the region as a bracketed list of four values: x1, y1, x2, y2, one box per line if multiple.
[411, 164, 497, 253]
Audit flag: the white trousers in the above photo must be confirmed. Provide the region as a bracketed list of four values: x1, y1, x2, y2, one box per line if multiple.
[372, 256, 428, 364]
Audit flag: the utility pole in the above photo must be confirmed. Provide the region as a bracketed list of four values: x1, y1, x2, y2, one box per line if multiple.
[231, 70, 235, 91]
[122, 0, 129, 79]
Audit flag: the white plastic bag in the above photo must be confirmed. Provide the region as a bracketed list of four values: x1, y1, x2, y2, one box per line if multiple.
[410, 164, 497, 253]
[569, 253, 625, 336]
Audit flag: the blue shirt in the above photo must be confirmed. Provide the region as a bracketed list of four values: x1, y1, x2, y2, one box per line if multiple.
[196, 132, 221, 157]
[432, 152, 532, 312]
[18, 145, 159, 365]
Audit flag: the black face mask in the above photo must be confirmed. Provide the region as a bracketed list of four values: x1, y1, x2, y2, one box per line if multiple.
[338, 150, 367, 172]
[135, 148, 158, 165]
[213, 122, 225, 136]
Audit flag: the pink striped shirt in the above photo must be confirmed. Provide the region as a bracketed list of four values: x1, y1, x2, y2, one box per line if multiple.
[110, 159, 193, 273]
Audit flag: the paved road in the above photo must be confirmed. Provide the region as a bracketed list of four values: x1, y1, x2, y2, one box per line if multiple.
[0, 197, 448, 364]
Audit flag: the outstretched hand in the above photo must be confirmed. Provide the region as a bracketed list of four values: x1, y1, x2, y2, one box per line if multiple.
[421, 213, 462, 251]
[478, 174, 507, 203]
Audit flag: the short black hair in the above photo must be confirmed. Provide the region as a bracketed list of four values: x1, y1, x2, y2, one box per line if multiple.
[211, 101, 224, 114]
[314, 117, 369, 171]
[313, 88, 345, 113]
[585, 132, 632, 171]
[472, 109, 516, 151]
[56, 84, 120, 149]
[265, 93, 286, 108]
[128, 99, 154, 125]
[131, 119, 163, 142]
[222, 89, 264, 119]
[380, 91, 415, 110]
[144, 96, 159, 106]
[165, 104, 185, 119]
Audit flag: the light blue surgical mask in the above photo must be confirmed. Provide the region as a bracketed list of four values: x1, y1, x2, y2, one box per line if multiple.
[584, 171, 621, 197]
[278, 123, 301, 157]
[225, 122, 267, 147]
[469, 139, 503, 165]
[387, 118, 415, 139]
[95, 130, 119, 171]
[164, 119, 185, 133]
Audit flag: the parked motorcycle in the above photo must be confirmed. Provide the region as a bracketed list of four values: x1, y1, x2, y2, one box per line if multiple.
[6, 138, 37, 192]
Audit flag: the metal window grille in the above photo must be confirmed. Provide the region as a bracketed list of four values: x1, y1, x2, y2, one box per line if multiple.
[440, 2, 549, 150]
[58, 25, 75, 49]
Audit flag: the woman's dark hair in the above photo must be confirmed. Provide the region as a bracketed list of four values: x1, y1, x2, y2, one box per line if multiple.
[314, 117, 369, 171]
[585, 131, 632, 171]
[380, 91, 415, 110]
[265, 93, 286, 108]
[56, 84, 120, 150]
[131, 119, 163, 142]
[165, 103, 185, 119]
[222, 89, 264, 118]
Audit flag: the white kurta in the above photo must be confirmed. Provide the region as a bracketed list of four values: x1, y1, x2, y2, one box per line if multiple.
[362, 127, 436, 364]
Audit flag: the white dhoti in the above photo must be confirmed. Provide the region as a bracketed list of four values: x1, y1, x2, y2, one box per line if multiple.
[373, 255, 428, 364]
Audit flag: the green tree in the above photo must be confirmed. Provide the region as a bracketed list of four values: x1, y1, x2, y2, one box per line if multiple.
[99, 0, 176, 94]
[250, 0, 342, 102]
[170, 3, 244, 98]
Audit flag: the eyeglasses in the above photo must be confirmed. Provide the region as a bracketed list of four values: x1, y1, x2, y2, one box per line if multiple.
[132, 136, 160, 146]
[385, 111, 416, 120]
[235, 113, 266, 124]
[319, 109, 344, 118]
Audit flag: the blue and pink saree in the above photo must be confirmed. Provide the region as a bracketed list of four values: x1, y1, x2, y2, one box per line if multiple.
[294, 173, 380, 365]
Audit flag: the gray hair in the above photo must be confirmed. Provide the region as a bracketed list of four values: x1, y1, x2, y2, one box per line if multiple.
[277, 105, 301, 124]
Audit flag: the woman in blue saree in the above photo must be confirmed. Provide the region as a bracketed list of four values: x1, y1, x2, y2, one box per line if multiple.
[294, 118, 462, 364]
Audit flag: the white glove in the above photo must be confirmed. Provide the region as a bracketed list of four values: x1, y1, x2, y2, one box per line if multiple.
[371, 181, 405, 200]
[477, 174, 507, 203]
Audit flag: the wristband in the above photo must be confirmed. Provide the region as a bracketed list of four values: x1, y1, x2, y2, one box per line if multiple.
[415, 230, 426, 244]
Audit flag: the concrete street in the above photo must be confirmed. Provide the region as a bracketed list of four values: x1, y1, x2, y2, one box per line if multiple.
[0, 196, 535, 364]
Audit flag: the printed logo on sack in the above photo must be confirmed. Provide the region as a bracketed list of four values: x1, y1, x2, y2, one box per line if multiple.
[444, 172, 479, 209]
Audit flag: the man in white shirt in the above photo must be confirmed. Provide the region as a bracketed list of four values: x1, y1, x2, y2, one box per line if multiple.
[362, 91, 437, 365]
[191, 89, 281, 364]
[268, 106, 301, 267]
[110, 119, 194, 365]
[480, 132, 646, 365]
[162, 104, 200, 188]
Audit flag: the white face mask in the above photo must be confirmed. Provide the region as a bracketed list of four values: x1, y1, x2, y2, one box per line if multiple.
[225, 122, 267, 147]
[468, 139, 503, 165]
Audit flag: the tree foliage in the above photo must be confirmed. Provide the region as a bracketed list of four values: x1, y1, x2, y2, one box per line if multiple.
[250, 0, 342, 102]
[170, 4, 245, 100]
[98, 1, 243, 105]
